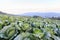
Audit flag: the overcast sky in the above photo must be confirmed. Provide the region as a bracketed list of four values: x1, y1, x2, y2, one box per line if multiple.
[0, 0, 60, 14]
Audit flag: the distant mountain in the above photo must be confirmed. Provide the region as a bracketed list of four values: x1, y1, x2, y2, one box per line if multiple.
[0, 11, 7, 15]
[0, 11, 60, 18]
[0, 11, 16, 16]
[20, 12, 60, 18]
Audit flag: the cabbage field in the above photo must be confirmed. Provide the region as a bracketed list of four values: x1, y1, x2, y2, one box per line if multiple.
[0, 14, 60, 40]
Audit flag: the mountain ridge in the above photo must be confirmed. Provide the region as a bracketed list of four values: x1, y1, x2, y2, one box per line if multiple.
[20, 12, 60, 18]
[0, 11, 60, 18]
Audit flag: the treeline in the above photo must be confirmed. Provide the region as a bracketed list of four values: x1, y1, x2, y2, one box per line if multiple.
[49, 17, 60, 20]
[33, 16, 60, 20]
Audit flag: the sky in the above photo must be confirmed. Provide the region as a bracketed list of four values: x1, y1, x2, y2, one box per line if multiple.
[0, 0, 60, 14]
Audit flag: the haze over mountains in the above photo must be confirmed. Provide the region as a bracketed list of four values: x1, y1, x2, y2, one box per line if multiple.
[20, 12, 60, 18]
[0, 11, 60, 18]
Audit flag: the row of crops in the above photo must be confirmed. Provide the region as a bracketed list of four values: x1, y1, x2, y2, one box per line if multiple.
[0, 14, 60, 40]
